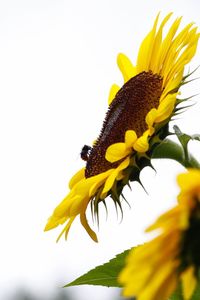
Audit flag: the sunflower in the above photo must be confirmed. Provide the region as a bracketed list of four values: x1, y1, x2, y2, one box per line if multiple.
[119, 169, 200, 300]
[44, 13, 199, 242]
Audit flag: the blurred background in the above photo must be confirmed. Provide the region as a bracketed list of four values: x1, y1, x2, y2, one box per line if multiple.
[0, 1, 200, 299]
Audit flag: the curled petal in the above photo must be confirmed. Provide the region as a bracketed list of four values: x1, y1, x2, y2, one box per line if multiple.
[125, 130, 137, 148]
[106, 142, 130, 163]
[133, 132, 149, 152]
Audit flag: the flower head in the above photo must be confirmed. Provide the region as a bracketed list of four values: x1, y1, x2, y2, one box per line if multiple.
[119, 169, 200, 300]
[45, 13, 199, 242]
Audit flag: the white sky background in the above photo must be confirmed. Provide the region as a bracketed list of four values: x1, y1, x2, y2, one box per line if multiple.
[0, 0, 200, 299]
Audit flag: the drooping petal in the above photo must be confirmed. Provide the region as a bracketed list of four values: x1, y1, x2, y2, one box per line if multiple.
[80, 212, 98, 242]
[56, 216, 76, 242]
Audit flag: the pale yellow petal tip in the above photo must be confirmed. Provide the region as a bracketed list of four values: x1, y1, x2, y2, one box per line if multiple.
[44, 215, 67, 232]
[44, 223, 51, 231]
[44, 218, 57, 231]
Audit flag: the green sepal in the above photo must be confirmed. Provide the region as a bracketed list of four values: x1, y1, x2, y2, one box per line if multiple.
[64, 249, 131, 288]
[182, 65, 200, 81]
[176, 94, 198, 106]
[173, 125, 200, 165]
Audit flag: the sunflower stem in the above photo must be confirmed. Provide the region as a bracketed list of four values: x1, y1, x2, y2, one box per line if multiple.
[152, 139, 200, 169]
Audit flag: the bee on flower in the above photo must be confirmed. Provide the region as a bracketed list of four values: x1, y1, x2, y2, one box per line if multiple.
[44, 13, 199, 242]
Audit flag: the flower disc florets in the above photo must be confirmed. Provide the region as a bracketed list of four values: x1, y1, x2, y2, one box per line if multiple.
[85, 71, 163, 177]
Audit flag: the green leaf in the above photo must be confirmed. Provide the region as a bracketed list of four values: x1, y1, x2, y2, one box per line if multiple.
[64, 249, 130, 288]
[65, 245, 200, 300]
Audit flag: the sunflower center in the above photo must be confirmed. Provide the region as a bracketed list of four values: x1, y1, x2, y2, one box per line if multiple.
[85, 71, 163, 178]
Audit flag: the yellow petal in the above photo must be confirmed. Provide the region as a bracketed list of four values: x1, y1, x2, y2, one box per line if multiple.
[89, 170, 113, 197]
[102, 157, 130, 194]
[139, 260, 178, 300]
[80, 212, 98, 242]
[161, 70, 183, 99]
[125, 130, 137, 148]
[44, 215, 65, 231]
[56, 216, 76, 242]
[177, 169, 200, 192]
[146, 108, 158, 134]
[68, 168, 85, 189]
[181, 266, 197, 300]
[137, 13, 160, 73]
[117, 53, 136, 82]
[152, 272, 178, 300]
[69, 195, 86, 216]
[161, 23, 195, 84]
[106, 142, 130, 163]
[154, 93, 176, 123]
[166, 32, 199, 85]
[133, 133, 149, 152]
[158, 17, 182, 74]
[108, 84, 120, 105]
[149, 13, 173, 73]
[51, 191, 75, 217]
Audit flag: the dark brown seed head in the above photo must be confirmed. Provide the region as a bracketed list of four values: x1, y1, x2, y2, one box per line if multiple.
[85, 71, 163, 178]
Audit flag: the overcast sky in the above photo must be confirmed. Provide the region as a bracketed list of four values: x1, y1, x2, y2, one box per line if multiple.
[0, 1, 200, 299]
